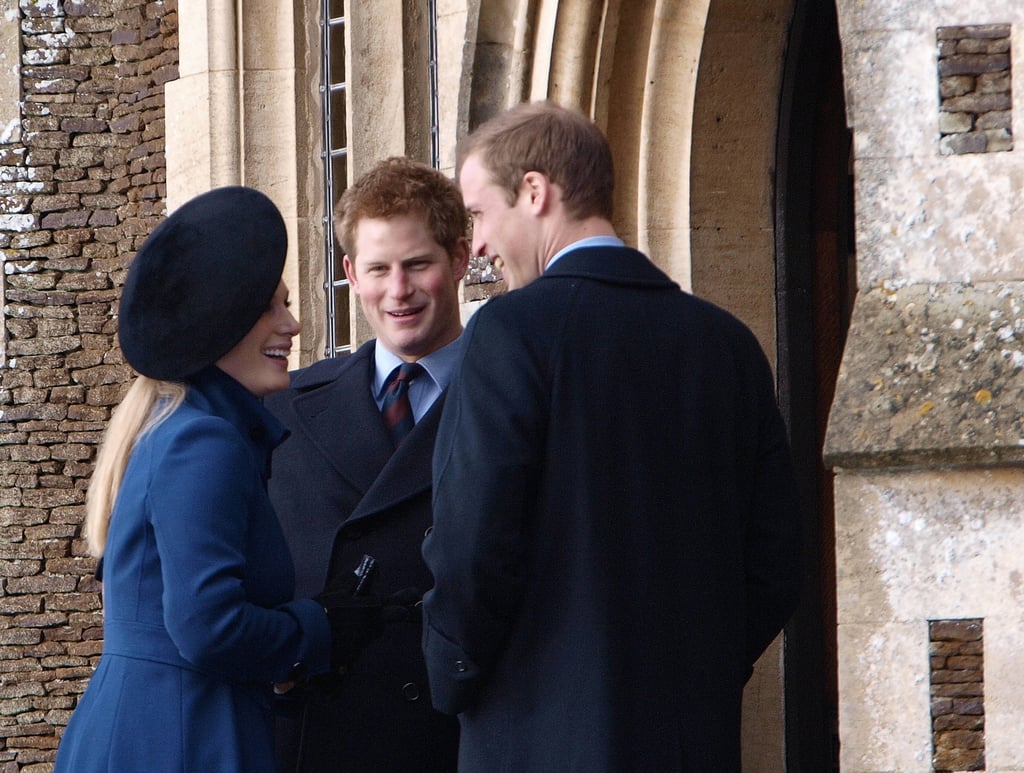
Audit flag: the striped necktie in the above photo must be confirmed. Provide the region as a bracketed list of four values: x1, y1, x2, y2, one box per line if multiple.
[380, 362, 424, 447]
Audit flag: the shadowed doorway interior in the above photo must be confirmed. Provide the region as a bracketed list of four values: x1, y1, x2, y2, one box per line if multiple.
[776, 0, 853, 770]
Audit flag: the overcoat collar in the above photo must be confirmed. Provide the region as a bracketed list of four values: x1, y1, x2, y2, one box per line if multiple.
[187, 365, 288, 481]
[287, 341, 441, 526]
[542, 245, 680, 289]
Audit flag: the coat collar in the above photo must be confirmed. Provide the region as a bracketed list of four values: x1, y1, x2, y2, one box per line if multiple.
[186, 365, 289, 480]
[542, 245, 679, 289]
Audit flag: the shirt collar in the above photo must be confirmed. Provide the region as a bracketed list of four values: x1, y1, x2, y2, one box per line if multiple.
[373, 336, 463, 398]
[545, 235, 625, 272]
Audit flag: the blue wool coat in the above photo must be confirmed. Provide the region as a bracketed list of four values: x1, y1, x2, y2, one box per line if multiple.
[55, 367, 331, 773]
[423, 247, 803, 772]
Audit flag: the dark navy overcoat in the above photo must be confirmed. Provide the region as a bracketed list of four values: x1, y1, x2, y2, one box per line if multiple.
[55, 367, 331, 773]
[267, 342, 458, 772]
[422, 247, 803, 772]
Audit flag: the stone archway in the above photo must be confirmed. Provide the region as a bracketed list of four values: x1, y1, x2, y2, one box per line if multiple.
[460, 1, 825, 768]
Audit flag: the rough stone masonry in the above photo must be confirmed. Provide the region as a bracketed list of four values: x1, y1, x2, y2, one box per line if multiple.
[0, 0, 177, 768]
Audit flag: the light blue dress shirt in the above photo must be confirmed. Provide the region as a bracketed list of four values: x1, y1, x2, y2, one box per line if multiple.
[372, 336, 462, 422]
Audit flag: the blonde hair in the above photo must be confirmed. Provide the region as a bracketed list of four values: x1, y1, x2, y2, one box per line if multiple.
[84, 376, 186, 557]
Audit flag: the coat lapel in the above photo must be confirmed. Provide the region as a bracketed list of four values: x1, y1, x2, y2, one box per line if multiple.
[288, 341, 445, 527]
[346, 392, 445, 526]
[289, 346, 393, 496]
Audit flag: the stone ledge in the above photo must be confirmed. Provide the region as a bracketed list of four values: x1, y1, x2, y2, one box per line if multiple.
[824, 281, 1024, 470]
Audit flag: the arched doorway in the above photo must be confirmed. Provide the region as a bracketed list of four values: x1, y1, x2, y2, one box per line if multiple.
[461, 0, 852, 767]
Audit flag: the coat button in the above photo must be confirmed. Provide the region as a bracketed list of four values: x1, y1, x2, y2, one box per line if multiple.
[402, 682, 420, 701]
[423, 526, 433, 537]
[454, 660, 468, 673]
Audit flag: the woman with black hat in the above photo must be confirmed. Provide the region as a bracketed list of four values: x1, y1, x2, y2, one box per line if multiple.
[54, 187, 374, 772]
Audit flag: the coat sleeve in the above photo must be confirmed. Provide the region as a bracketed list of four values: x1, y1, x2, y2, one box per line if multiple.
[738, 327, 804, 668]
[421, 303, 550, 714]
[148, 416, 331, 683]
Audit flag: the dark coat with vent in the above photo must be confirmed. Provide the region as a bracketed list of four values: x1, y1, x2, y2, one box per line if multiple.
[266, 342, 458, 773]
[422, 246, 803, 772]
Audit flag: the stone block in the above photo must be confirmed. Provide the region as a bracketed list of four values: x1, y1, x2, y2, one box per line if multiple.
[0, 630, 40, 647]
[933, 713, 984, 732]
[71, 364, 132, 386]
[938, 111, 972, 134]
[0, 215, 38, 232]
[933, 747, 985, 770]
[44, 593, 100, 612]
[975, 110, 1011, 131]
[0, 597, 43, 614]
[932, 620, 983, 642]
[838, 620, 932, 770]
[984, 128, 1012, 152]
[938, 54, 1010, 78]
[46, 387, 86, 405]
[66, 15, 116, 34]
[7, 337, 80, 357]
[975, 71, 1011, 94]
[85, 383, 130, 405]
[65, 405, 107, 422]
[941, 92, 1012, 114]
[932, 667, 982, 684]
[19, 489, 83, 508]
[938, 130, 984, 154]
[937, 24, 1010, 41]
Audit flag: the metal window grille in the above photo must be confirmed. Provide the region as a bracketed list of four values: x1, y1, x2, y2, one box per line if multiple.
[428, 0, 440, 169]
[320, 3, 441, 356]
[321, 0, 349, 357]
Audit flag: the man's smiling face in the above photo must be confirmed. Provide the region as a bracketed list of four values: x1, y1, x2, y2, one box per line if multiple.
[344, 212, 468, 362]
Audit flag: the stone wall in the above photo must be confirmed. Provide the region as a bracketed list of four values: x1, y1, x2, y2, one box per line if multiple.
[937, 24, 1012, 156]
[0, 0, 176, 768]
[831, 2, 1024, 768]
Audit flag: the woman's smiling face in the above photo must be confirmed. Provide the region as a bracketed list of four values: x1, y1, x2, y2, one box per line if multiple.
[215, 280, 299, 396]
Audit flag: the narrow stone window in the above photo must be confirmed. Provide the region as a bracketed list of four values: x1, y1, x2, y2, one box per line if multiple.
[929, 619, 985, 771]
[0, 0, 20, 145]
[1, 0, 22, 365]
[937, 25, 1012, 155]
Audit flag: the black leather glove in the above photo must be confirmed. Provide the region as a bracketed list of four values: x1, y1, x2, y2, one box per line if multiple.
[380, 587, 424, 624]
[315, 563, 384, 673]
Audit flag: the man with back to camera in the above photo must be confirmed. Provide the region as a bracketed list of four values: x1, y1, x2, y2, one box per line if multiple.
[421, 101, 804, 771]
[267, 157, 466, 771]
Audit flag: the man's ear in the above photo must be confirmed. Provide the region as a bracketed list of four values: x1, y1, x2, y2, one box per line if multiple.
[342, 254, 360, 292]
[451, 237, 470, 282]
[521, 170, 553, 215]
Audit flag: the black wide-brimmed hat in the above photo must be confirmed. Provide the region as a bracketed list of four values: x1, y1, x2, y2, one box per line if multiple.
[118, 186, 287, 381]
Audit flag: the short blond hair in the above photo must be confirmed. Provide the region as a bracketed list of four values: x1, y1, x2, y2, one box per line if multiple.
[457, 101, 615, 222]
